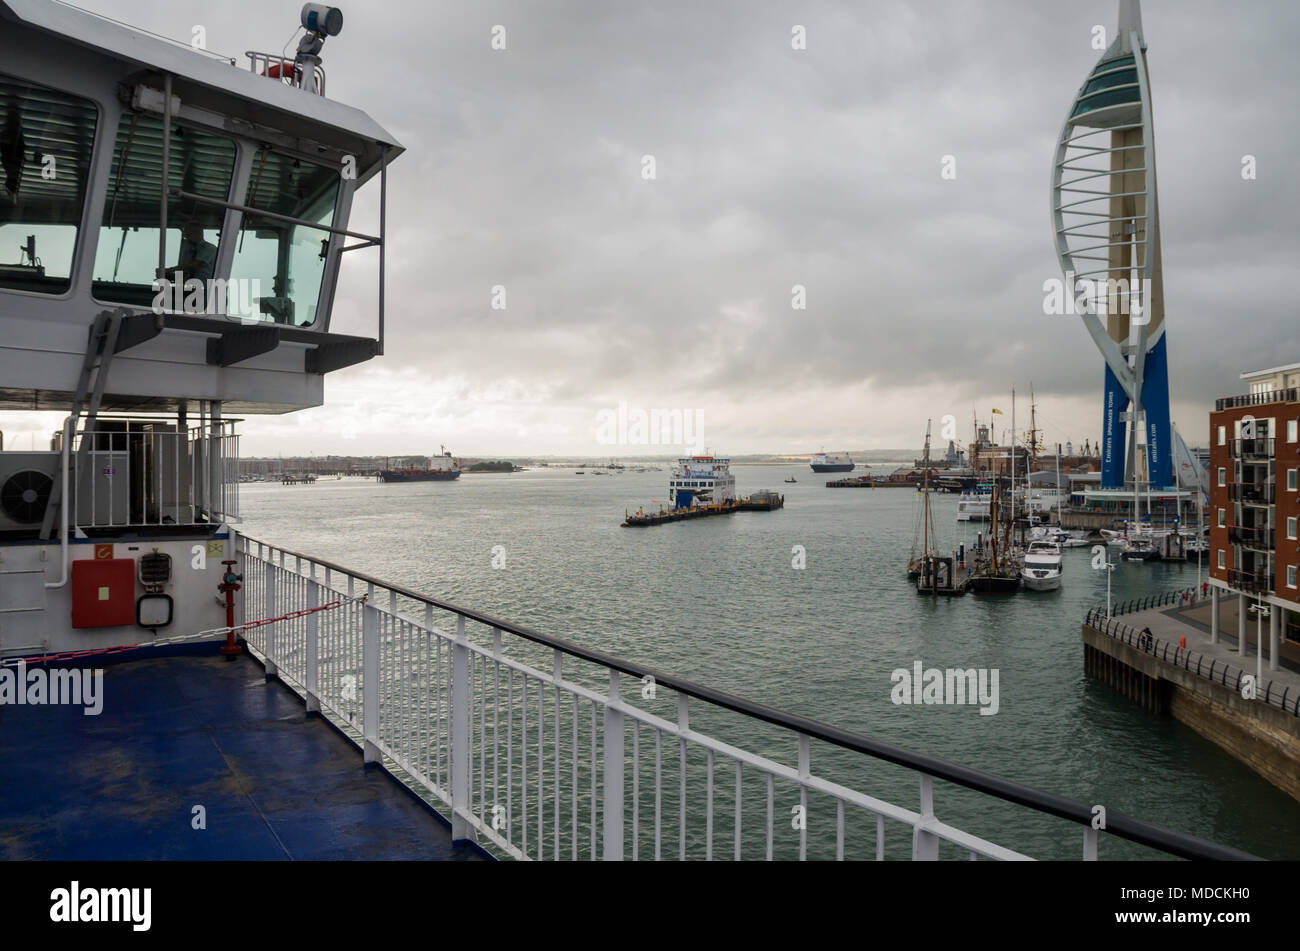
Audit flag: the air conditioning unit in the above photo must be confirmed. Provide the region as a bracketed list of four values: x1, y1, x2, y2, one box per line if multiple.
[0, 452, 62, 530]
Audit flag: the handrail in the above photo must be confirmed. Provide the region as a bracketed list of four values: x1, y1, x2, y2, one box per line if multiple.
[43, 417, 73, 590]
[1084, 608, 1299, 720]
[241, 532, 1256, 861]
[1215, 388, 1299, 411]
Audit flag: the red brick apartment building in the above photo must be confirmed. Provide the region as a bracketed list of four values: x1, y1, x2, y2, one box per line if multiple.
[1208, 362, 1300, 664]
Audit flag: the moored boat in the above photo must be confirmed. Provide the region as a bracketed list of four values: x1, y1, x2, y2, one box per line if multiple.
[1020, 540, 1063, 591]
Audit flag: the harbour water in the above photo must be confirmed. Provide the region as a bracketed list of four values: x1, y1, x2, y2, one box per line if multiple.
[240, 465, 1300, 859]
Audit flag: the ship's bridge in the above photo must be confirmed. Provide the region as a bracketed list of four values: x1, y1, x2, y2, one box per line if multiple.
[0, 0, 402, 414]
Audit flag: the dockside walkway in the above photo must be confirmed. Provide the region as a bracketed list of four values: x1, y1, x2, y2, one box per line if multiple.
[1084, 595, 1300, 801]
[1087, 598, 1300, 715]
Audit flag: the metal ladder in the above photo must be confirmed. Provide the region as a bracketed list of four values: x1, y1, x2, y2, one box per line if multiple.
[39, 311, 125, 540]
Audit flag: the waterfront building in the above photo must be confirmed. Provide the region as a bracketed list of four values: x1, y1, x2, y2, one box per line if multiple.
[1208, 365, 1300, 664]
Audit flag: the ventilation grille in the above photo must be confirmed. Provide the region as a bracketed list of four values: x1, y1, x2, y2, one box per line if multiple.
[0, 470, 53, 524]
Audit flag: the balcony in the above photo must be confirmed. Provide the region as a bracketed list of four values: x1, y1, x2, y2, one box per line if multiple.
[1228, 438, 1275, 460]
[1228, 482, 1275, 504]
[1216, 388, 1299, 411]
[58, 418, 239, 531]
[1227, 568, 1271, 594]
[1229, 526, 1275, 550]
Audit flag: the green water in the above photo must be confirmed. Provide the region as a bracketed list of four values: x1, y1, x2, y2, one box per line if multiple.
[239, 465, 1300, 860]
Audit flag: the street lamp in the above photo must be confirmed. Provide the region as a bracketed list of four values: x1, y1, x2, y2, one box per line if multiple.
[1250, 599, 1270, 683]
[1105, 553, 1117, 618]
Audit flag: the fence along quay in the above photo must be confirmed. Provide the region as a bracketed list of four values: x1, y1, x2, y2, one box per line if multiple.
[235, 534, 1255, 861]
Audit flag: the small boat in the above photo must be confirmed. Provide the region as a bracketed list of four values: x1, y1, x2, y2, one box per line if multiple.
[784, 477, 797, 483]
[1020, 540, 1063, 591]
[1120, 534, 1161, 561]
[1028, 525, 1090, 549]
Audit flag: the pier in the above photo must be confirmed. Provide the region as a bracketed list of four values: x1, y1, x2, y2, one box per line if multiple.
[826, 475, 875, 488]
[1083, 599, 1300, 802]
[622, 493, 784, 526]
[915, 557, 972, 596]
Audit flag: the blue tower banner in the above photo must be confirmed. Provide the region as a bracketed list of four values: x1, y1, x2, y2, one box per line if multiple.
[1142, 334, 1173, 489]
[1101, 364, 1129, 489]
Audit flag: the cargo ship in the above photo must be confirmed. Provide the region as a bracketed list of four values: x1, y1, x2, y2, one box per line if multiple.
[378, 446, 460, 482]
[810, 450, 855, 473]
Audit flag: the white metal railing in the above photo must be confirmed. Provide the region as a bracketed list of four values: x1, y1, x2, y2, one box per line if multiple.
[66, 420, 239, 528]
[234, 533, 1255, 862]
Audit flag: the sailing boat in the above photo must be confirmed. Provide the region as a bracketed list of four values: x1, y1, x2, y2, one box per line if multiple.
[1121, 453, 1165, 561]
[969, 476, 1021, 594]
[911, 420, 967, 595]
[906, 420, 936, 580]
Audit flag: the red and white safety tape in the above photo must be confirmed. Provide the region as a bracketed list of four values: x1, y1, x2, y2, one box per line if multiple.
[1, 593, 367, 669]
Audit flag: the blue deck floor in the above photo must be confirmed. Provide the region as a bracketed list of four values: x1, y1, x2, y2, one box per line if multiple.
[0, 651, 485, 860]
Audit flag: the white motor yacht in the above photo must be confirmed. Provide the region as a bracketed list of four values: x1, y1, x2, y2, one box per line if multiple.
[1020, 540, 1064, 591]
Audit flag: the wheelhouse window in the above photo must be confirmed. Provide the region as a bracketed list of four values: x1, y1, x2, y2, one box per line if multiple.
[93, 112, 236, 309]
[0, 73, 97, 294]
[227, 147, 339, 326]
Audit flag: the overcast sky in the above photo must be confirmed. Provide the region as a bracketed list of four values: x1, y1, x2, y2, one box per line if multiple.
[19, 0, 1300, 457]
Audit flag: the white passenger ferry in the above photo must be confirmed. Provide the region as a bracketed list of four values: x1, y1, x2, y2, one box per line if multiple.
[668, 454, 736, 509]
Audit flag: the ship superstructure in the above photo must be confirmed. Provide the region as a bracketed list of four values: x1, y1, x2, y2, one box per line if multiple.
[378, 446, 460, 482]
[0, 0, 399, 666]
[810, 450, 855, 473]
[669, 454, 736, 509]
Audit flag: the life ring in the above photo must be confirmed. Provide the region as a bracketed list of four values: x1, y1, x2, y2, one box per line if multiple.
[263, 62, 303, 82]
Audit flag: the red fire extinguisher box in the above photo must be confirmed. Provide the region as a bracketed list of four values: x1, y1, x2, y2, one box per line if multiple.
[71, 558, 136, 628]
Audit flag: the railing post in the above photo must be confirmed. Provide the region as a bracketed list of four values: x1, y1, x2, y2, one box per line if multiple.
[305, 579, 320, 714]
[1210, 587, 1219, 644]
[603, 669, 625, 860]
[362, 599, 380, 767]
[912, 774, 939, 860]
[1083, 826, 1098, 860]
[264, 560, 278, 680]
[797, 734, 810, 861]
[451, 615, 475, 842]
